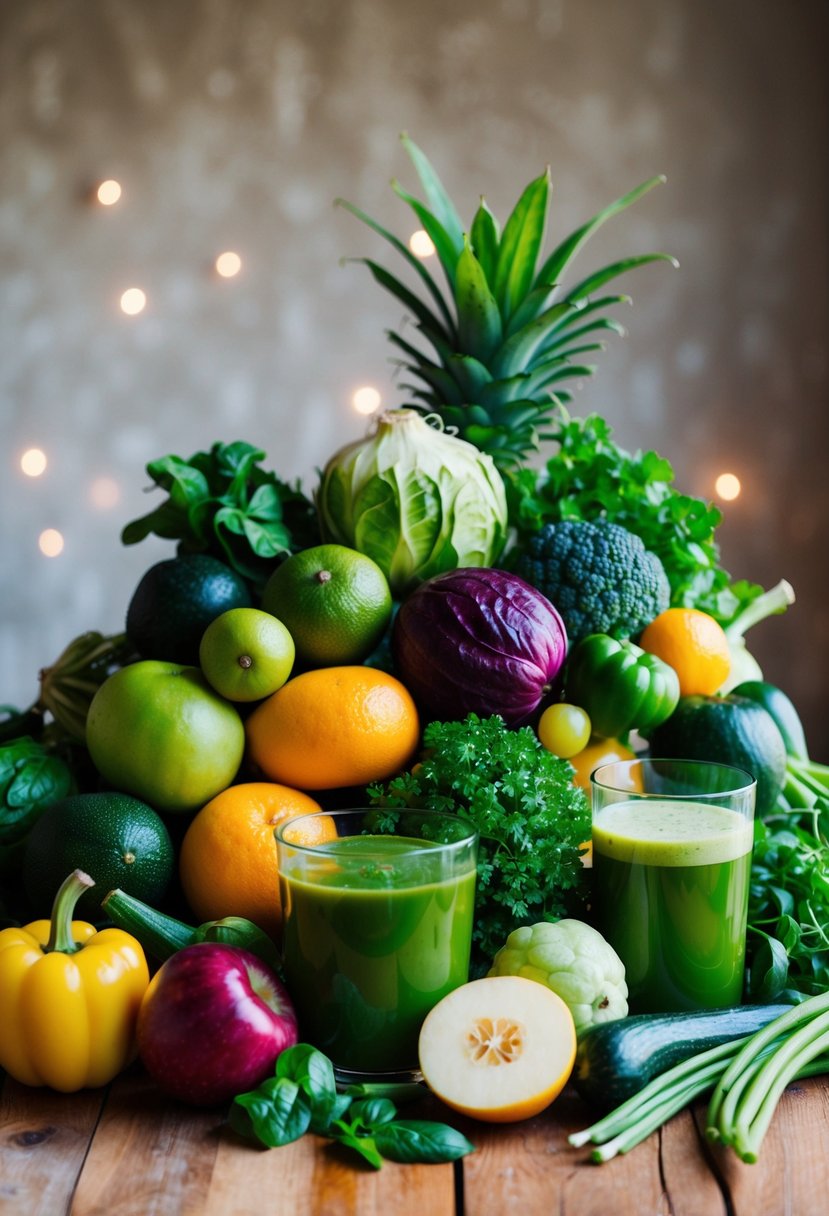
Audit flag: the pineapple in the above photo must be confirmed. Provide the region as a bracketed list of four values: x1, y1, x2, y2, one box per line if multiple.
[338, 135, 677, 469]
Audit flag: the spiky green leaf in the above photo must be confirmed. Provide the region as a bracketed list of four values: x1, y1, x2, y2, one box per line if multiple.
[359, 260, 455, 345]
[493, 169, 551, 321]
[446, 354, 495, 400]
[566, 254, 678, 305]
[335, 197, 454, 331]
[400, 133, 465, 253]
[535, 175, 667, 288]
[491, 299, 583, 379]
[469, 199, 500, 283]
[391, 181, 462, 290]
[505, 282, 558, 336]
[455, 240, 503, 363]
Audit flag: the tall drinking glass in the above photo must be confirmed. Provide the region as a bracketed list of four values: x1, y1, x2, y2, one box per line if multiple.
[275, 808, 477, 1082]
[591, 759, 756, 1013]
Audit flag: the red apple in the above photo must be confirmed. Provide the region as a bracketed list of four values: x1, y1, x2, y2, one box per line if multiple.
[136, 942, 298, 1106]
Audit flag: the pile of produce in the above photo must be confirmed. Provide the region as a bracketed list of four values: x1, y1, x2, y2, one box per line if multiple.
[2, 136, 827, 1168]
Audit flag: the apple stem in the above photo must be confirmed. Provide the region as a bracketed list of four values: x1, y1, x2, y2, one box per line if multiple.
[238, 655, 253, 669]
[45, 869, 95, 955]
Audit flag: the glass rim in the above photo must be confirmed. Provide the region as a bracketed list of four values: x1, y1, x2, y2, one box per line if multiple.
[591, 756, 757, 799]
[274, 806, 479, 857]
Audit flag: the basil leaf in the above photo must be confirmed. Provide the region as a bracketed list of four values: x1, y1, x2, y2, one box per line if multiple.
[276, 1042, 341, 1131]
[347, 1097, 397, 1128]
[230, 1079, 312, 1148]
[332, 1129, 384, 1170]
[373, 1120, 475, 1164]
[310, 1091, 353, 1135]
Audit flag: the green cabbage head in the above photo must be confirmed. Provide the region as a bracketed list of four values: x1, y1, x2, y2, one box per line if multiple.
[489, 919, 629, 1036]
[316, 409, 508, 597]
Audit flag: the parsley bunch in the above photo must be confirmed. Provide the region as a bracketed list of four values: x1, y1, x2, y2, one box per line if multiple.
[506, 411, 761, 623]
[368, 714, 590, 970]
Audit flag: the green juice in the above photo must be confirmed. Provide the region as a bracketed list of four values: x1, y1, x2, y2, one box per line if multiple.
[280, 836, 476, 1073]
[593, 800, 754, 1013]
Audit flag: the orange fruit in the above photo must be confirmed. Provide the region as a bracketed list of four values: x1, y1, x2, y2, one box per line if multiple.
[244, 666, 420, 791]
[639, 607, 731, 696]
[568, 737, 637, 792]
[261, 544, 392, 667]
[178, 782, 334, 937]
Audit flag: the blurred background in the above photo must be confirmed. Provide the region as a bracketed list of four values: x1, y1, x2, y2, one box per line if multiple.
[2, 0, 827, 751]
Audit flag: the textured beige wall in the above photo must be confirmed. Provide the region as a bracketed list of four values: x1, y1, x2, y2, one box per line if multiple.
[2, 0, 828, 751]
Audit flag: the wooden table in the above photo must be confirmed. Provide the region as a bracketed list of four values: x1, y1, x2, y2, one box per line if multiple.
[2, 1067, 827, 1215]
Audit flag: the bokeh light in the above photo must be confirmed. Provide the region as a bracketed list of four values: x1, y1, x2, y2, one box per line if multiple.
[120, 288, 147, 315]
[38, 529, 64, 557]
[715, 472, 741, 501]
[352, 386, 382, 415]
[96, 179, 122, 206]
[215, 251, 242, 278]
[89, 477, 121, 509]
[21, 448, 47, 477]
[409, 230, 436, 258]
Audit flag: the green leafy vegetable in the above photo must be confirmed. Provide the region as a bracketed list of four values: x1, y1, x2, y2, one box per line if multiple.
[229, 1043, 473, 1168]
[506, 409, 762, 623]
[368, 713, 590, 969]
[122, 441, 319, 593]
[0, 736, 74, 848]
[571, 995, 829, 1163]
[746, 802, 829, 1001]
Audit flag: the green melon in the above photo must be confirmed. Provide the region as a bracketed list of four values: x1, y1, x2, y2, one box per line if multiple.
[22, 791, 174, 920]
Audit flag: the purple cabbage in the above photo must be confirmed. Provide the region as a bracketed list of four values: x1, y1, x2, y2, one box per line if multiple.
[392, 568, 568, 727]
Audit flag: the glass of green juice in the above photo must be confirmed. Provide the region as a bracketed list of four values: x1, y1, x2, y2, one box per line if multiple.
[591, 758, 756, 1014]
[275, 808, 478, 1082]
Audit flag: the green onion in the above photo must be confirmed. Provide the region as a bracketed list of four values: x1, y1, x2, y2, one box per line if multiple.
[571, 994, 829, 1164]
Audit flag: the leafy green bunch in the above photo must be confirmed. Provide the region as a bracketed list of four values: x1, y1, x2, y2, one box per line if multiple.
[122, 441, 320, 594]
[368, 713, 590, 968]
[506, 410, 762, 623]
[230, 1043, 473, 1168]
[746, 801, 829, 1002]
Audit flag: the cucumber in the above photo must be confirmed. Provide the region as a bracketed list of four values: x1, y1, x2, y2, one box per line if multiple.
[573, 1003, 792, 1111]
[730, 680, 809, 761]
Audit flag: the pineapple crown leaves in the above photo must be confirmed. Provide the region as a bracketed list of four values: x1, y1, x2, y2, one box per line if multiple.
[335, 133, 678, 467]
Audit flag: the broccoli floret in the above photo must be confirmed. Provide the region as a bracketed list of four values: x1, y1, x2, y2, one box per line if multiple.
[512, 519, 670, 643]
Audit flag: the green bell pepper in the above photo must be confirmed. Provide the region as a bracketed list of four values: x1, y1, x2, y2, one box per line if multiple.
[564, 634, 680, 739]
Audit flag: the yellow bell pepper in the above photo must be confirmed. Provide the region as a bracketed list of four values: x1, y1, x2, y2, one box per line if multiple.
[0, 869, 149, 1092]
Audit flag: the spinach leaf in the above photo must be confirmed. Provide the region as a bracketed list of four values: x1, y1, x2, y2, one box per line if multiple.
[373, 1120, 475, 1164]
[0, 737, 74, 846]
[230, 1077, 312, 1148]
[121, 441, 319, 593]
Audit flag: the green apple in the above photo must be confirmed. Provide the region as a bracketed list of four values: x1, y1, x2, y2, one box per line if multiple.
[86, 661, 245, 814]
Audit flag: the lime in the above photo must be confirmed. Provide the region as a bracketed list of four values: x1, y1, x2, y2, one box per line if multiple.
[22, 791, 174, 919]
[199, 608, 295, 702]
[261, 544, 393, 667]
[126, 554, 252, 666]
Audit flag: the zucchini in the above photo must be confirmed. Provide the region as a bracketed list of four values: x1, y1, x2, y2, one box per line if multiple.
[730, 680, 809, 761]
[573, 1003, 792, 1111]
[102, 887, 282, 971]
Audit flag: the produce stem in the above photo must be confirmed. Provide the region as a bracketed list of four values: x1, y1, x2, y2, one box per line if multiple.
[45, 869, 95, 954]
[723, 580, 795, 642]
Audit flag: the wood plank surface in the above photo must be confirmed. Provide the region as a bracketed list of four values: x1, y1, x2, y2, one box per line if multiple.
[2, 1071, 829, 1215]
[0, 1078, 106, 1215]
